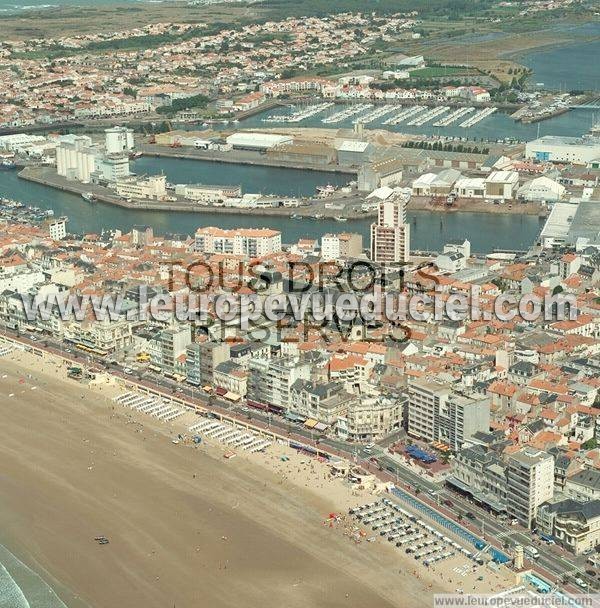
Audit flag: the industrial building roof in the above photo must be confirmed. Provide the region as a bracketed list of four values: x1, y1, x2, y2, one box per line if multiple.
[336, 140, 370, 153]
[567, 199, 600, 242]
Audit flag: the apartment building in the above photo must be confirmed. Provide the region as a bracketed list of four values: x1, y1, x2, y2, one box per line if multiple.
[213, 360, 248, 397]
[408, 380, 490, 450]
[48, 217, 67, 240]
[506, 448, 554, 528]
[565, 469, 600, 502]
[247, 356, 310, 412]
[289, 379, 354, 426]
[448, 445, 508, 513]
[321, 232, 363, 261]
[538, 499, 600, 555]
[370, 195, 410, 264]
[194, 227, 282, 257]
[186, 340, 230, 386]
[160, 325, 192, 374]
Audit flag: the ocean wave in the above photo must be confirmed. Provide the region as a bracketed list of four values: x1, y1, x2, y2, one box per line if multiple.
[0, 543, 68, 608]
[0, 562, 30, 608]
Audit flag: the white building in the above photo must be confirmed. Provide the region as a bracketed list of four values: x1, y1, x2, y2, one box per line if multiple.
[116, 175, 166, 200]
[538, 499, 600, 555]
[484, 171, 520, 201]
[454, 177, 485, 198]
[48, 217, 67, 240]
[174, 183, 241, 203]
[517, 176, 565, 202]
[194, 227, 282, 257]
[225, 132, 293, 151]
[506, 448, 554, 528]
[105, 126, 134, 155]
[94, 155, 130, 182]
[321, 232, 363, 261]
[56, 136, 99, 182]
[370, 194, 410, 264]
[525, 135, 600, 165]
[407, 379, 490, 451]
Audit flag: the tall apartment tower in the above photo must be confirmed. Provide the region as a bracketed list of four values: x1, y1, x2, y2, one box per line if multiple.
[506, 448, 554, 528]
[370, 195, 410, 264]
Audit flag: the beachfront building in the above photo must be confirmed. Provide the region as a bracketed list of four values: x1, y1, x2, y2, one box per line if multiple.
[321, 232, 363, 261]
[186, 340, 230, 387]
[160, 325, 192, 374]
[247, 356, 310, 413]
[289, 379, 355, 426]
[213, 360, 248, 398]
[538, 499, 600, 555]
[194, 227, 282, 257]
[447, 445, 509, 514]
[407, 379, 490, 451]
[506, 448, 554, 528]
[336, 395, 405, 443]
[370, 194, 410, 264]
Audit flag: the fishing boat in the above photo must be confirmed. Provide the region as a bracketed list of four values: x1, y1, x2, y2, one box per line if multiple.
[81, 192, 97, 203]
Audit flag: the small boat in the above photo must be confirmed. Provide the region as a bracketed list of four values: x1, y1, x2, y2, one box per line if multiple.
[81, 192, 96, 203]
[316, 184, 336, 196]
[46, 209, 54, 216]
[312, 213, 324, 219]
[0, 160, 16, 170]
[334, 216, 348, 222]
[129, 151, 143, 159]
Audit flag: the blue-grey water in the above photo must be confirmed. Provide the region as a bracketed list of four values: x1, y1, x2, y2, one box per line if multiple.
[241, 103, 598, 141]
[520, 32, 600, 92]
[0, 162, 542, 253]
[0, 542, 68, 607]
[133, 156, 352, 197]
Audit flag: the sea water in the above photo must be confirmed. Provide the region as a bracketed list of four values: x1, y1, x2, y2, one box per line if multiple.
[0, 543, 68, 607]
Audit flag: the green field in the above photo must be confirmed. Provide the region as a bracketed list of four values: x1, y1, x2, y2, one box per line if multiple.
[408, 66, 467, 79]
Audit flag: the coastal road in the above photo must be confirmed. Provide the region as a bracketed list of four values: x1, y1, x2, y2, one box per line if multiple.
[1, 327, 594, 594]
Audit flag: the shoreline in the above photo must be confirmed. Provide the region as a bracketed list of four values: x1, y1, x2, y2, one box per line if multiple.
[0, 346, 509, 608]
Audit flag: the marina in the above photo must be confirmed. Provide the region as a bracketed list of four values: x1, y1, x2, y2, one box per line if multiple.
[262, 101, 334, 123]
[459, 107, 498, 128]
[240, 101, 598, 140]
[407, 106, 451, 127]
[432, 107, 475, 127]
[322, 103, 374, 124]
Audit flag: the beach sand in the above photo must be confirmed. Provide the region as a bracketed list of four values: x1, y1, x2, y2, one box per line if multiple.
[0, 352, 450, 608]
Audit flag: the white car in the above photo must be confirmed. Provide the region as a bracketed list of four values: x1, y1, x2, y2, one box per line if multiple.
[123, 368, 133, 375]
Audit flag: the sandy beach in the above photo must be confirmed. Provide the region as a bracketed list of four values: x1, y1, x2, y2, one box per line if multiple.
[0, 348, 464, 608]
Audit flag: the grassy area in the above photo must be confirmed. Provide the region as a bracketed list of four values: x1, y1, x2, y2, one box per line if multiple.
[408, 66, 466, 79]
